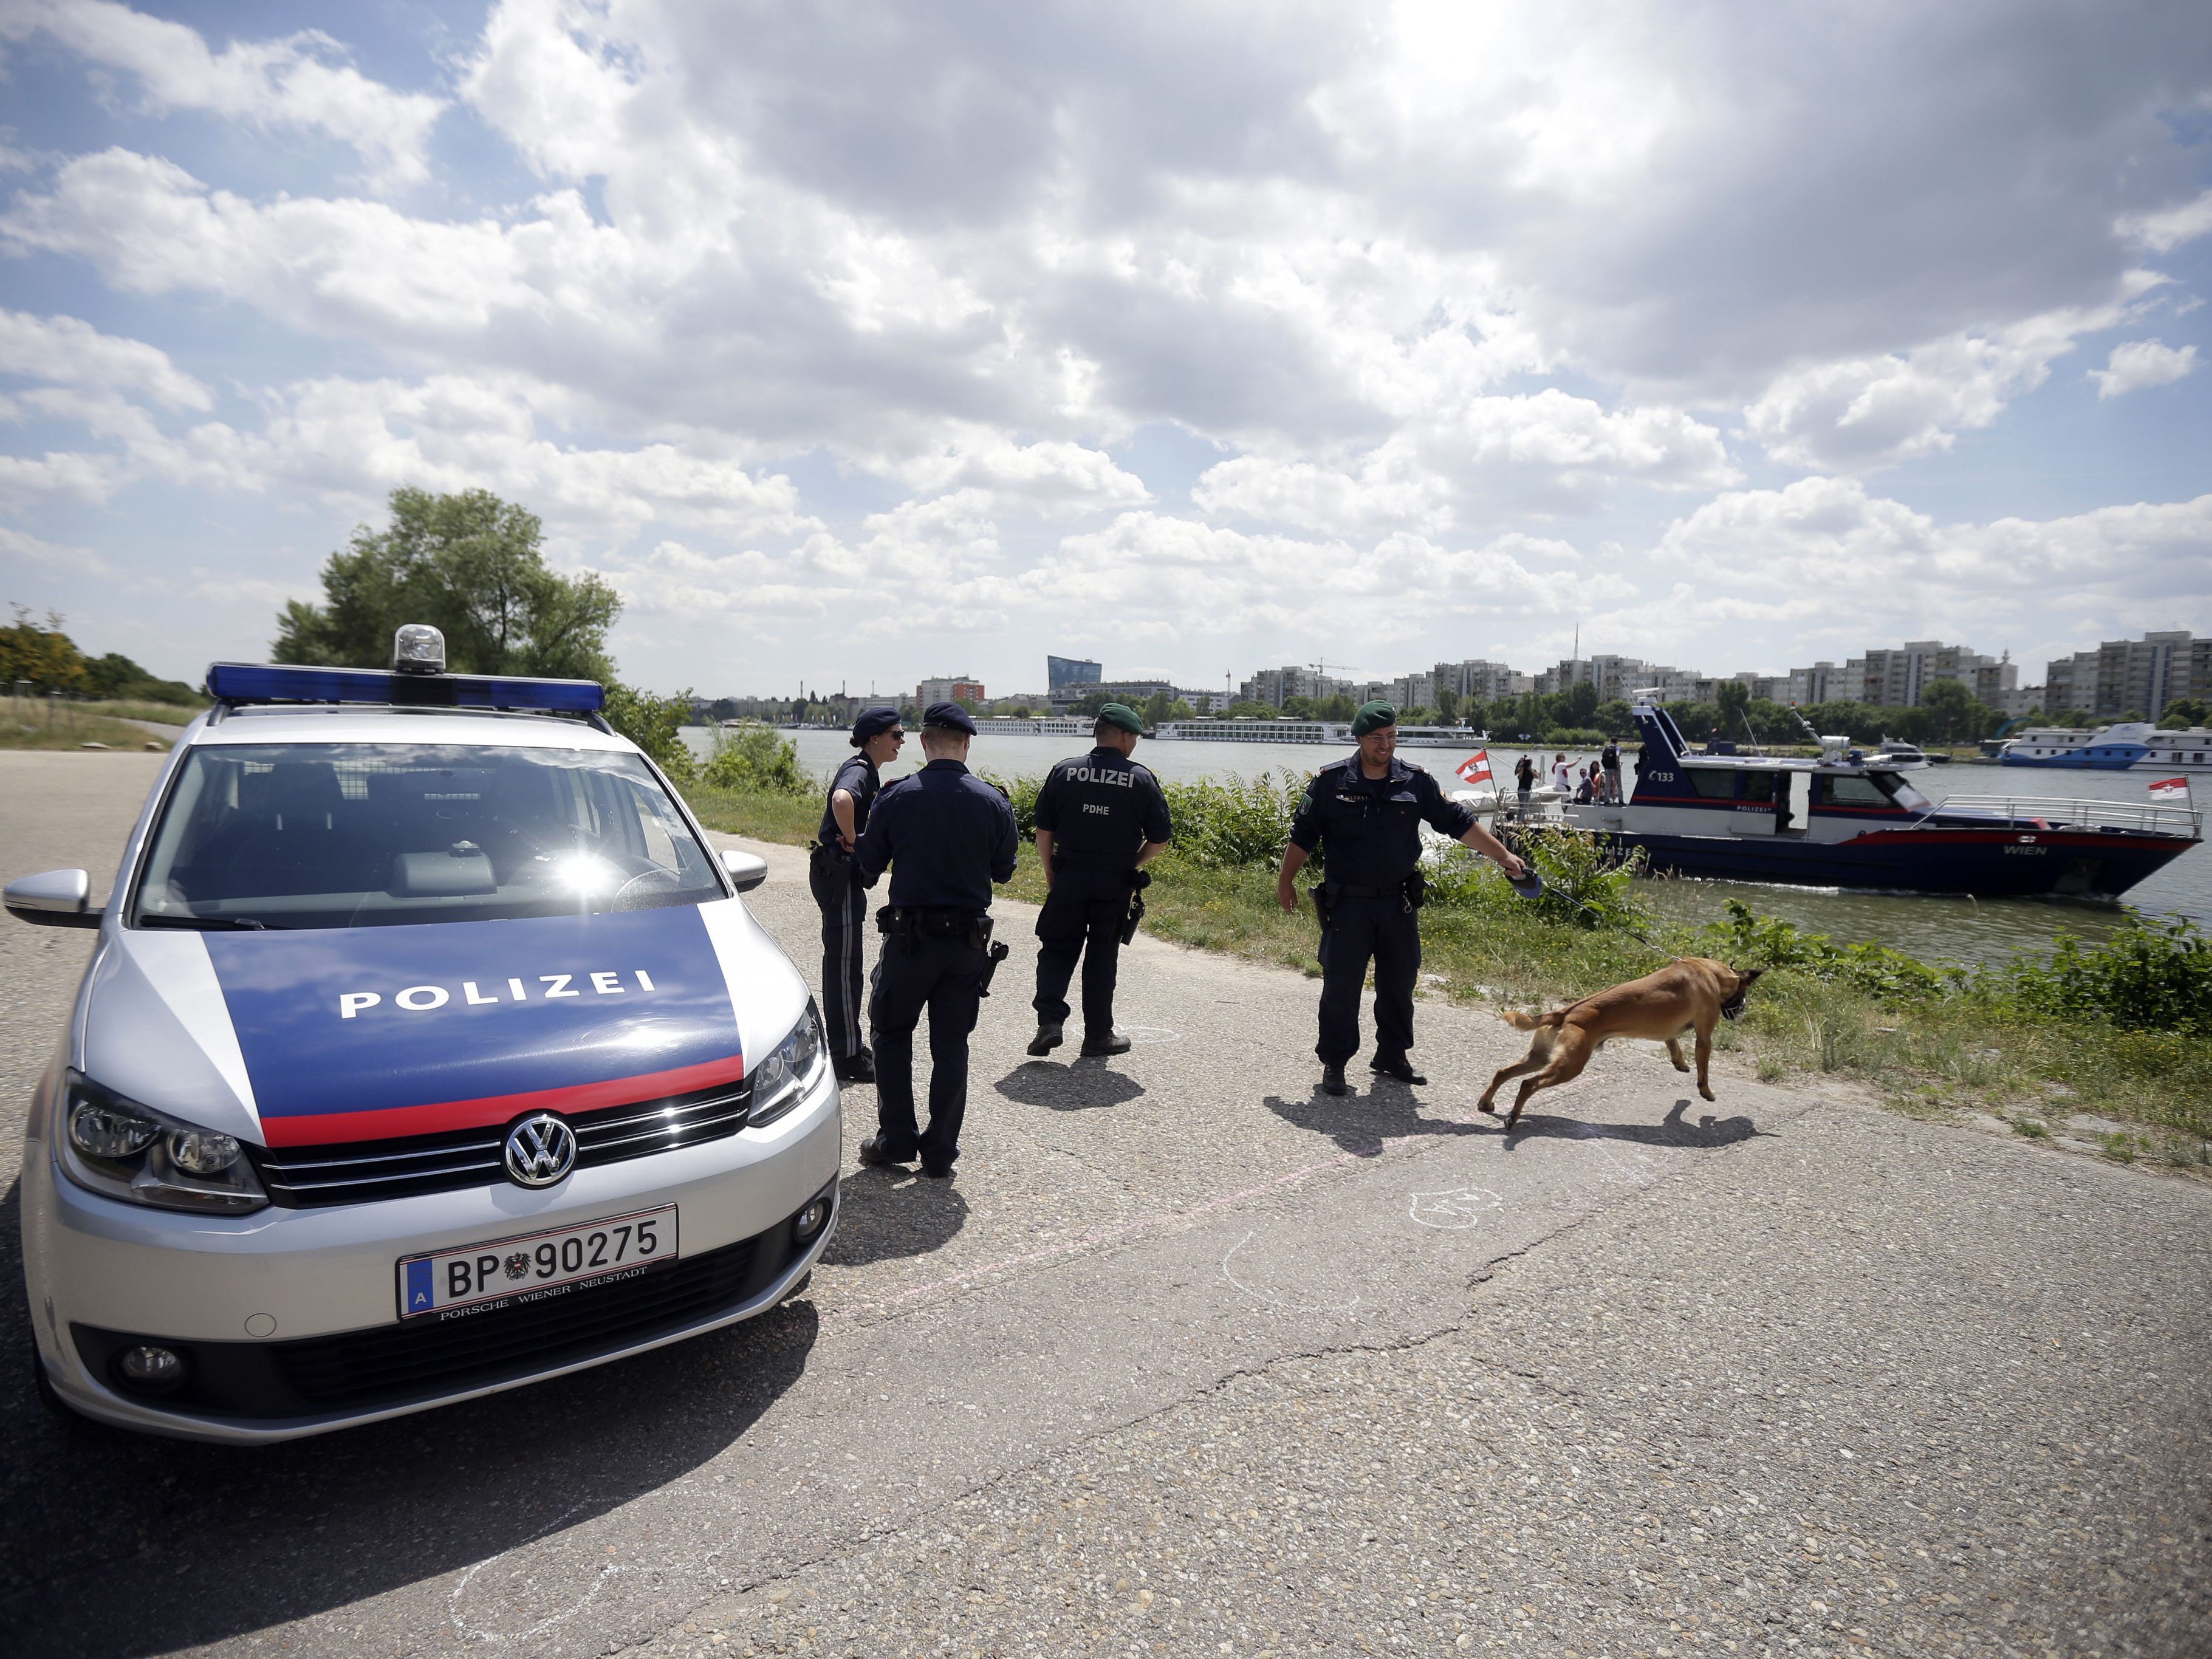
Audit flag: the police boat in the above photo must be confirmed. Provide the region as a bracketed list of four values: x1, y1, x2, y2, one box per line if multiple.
[1554, 691, 2202, 900]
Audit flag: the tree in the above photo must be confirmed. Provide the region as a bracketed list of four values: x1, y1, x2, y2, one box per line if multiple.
[0, 604, 86, 693]
[1594, 697, 1633, 737]
[273, 487, 620, 678]
[1563, 680, 1600, 728]
[1713, 679, 1750, 728]
[2159, 698, 2209, 729]
[1142, 688, 1175, 727]
[1435, 686, 1459, 725]
[1917, 677, 1998, 745]
[1224, 699, 1279, 719]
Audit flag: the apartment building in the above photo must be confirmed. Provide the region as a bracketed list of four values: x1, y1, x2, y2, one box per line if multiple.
[917, 676, 987, 706]
[2045, 631, 2202, 718]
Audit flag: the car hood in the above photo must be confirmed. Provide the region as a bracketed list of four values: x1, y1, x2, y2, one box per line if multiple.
[85, 902, 787, 1148]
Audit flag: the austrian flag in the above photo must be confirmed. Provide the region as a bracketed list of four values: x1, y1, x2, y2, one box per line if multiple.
[1457, 750, 1494, 785]
[2148, 776, 2190, 801]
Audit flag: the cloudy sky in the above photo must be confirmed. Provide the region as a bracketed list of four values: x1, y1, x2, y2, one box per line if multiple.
[1, 0, 2208, 699]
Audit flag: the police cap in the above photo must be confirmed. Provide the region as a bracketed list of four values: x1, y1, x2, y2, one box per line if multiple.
[850, 705, 901, 745]
[1351, 699, 1397, 736]
[922, 700, 978, 736]
[1095, 702, 1144, 735]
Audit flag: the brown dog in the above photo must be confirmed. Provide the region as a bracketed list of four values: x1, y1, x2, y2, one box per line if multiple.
[1476, 957, 1764, 1129]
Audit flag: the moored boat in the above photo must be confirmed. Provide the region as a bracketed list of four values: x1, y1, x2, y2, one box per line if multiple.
[1554, 694, 2201, 900]
[1998, 723, 2212, 770]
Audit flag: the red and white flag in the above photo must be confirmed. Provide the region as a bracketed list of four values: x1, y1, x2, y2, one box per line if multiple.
[2148, 776, 2190, 800]
[1457, 749, 1494, 785]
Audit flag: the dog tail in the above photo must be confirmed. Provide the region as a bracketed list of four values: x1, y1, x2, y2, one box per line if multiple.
[1500, 1006, 1565, 1032]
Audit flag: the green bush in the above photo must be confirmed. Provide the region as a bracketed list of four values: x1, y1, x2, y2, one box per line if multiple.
[1969, 917, 2212, 1035]
[702, 723, 813, 796]
[1699, 898, 1949, 1002]
[603, 682, 698, 784]
[1161, 772, 1307, 870]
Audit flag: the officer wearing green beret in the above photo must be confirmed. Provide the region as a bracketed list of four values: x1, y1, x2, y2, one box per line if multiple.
[1027, 702, 1174, 1057]
[1276, 700, 1527, 1095]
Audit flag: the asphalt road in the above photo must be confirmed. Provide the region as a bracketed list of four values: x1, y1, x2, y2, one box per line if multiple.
[0, 750, 2205, 1658]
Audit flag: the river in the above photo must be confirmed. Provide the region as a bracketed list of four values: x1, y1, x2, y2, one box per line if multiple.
[682, 727, 2205, 968]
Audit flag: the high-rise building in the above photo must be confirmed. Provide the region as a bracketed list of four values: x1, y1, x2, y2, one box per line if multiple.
[2044, 631, 2196, 718]
[1853, 641, 2013, 708]
[1046, 655, 1102, 694]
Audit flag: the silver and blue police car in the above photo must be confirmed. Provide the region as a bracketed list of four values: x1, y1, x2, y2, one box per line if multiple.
[8, 628, 838, 1442]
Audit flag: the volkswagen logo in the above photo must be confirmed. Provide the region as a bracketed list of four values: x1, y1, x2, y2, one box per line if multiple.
[502, 1113, 577, 1188]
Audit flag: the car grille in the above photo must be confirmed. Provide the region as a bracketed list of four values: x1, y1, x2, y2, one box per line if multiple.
[269, 1234, 762, 1409]
[70, 1182, 832, 1420]
[252, 1076, 753, 1206]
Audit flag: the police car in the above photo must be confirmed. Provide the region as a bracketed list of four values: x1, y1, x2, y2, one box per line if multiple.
[7, 628, 838, 1442]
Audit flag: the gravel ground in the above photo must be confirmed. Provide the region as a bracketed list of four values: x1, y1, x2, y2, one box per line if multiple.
[1, 751, 2205, 1658]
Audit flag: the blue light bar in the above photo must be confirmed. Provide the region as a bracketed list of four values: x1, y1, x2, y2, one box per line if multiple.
[206, 662, 604, 714]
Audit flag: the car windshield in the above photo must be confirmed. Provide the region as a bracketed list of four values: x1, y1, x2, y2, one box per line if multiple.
[132, 743, 724, 930]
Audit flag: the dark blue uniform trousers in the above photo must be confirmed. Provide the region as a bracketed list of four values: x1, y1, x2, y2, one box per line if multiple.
[1317, 892, 1420, 1067]
[868, 934, 988, 1169]
[809, 860, 870, 1064]
[1032, 866, 1129, 1035]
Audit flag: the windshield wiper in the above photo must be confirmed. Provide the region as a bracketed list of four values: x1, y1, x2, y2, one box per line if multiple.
[138, 914, 274, 931]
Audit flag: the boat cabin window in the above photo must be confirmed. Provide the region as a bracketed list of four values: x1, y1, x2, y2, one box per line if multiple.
[1738, 773, 1777, 803]
[1873, 771, 1931, 810]
[1818, 775, 1891, 807]
[1688, 768, 1740, 799]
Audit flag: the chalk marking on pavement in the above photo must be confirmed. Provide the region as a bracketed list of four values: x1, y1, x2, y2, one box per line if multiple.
[1221, 1228, 1362, 1315]
[1408, 1186, 1504, 1229]
[1121, 1025, 1180, 1045]
[447, 1499, 626, 1644]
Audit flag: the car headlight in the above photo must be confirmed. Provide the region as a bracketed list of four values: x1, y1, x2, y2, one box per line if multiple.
[748, 1002, 826, 1129]
[58, 1071, 270, 1214]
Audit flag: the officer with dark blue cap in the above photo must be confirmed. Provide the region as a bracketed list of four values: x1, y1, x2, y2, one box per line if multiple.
[811, 705, 904, 1083]
[1276, 700, 1529, 1096]
[853, 701, 1019, 1177]
[1026, 701, 1174, 1057]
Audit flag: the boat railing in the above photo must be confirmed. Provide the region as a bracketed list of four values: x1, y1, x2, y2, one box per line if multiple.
[1914, 795, 2202, 840]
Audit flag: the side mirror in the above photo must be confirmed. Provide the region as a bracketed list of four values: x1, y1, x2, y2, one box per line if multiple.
[5, 869, 101, 929]
[719, 849, 769, 894]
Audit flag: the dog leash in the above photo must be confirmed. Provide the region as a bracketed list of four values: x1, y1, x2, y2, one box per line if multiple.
[1510, 867, 1689, 963]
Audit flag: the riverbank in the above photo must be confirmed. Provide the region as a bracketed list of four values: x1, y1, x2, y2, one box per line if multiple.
[685, 781, 2212, 1165]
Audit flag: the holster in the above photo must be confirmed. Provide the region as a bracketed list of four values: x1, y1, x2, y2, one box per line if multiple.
[1310, 883, 1336, 932]
[1120, 869, 1151, 946]
[978, 939, 1012, 996]
[1402, 870, 1427, 912]
[809, 840, 854, 881]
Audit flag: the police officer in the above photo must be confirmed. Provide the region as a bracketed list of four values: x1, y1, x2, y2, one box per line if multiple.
[853, 703, 1019, 1178]
[1026, 702, 1174, 1058]
[811, 706, 903, 1083]
[1275, 701, 1528, 1096]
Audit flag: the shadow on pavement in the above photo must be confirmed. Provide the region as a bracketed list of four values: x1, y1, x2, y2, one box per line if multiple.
[1501, 1097, 1767, 1152]
[993, 1061, 1146, 1112]
[821, 1164, 970, 1265]
[0, 1173, 820, 1655]
[1261, 1082, 1488, 1154]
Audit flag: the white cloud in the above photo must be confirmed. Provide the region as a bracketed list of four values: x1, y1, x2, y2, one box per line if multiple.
[2120, 189, 2212, 253]
[1194, 393, 1738, 536]
[885, 429, 1149, 518]
[1743, 291, 2160, 471]
[1, 0, 445, 189]
[1640, 477, 2212, 657]
[2090, 338, 2198, 398]
[0, 524, 110, 573]
[0, 308, 210, 410]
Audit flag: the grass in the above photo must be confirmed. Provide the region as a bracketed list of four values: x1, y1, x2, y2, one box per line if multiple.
[1, 707, 176, 751]
[80, 698, 207, 726]
[685, 781, 2212, 1168]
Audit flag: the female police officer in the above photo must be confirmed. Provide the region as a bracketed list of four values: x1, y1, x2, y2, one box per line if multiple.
[812, 705, 902, 1083]
[1275, 701, 1528, 1096]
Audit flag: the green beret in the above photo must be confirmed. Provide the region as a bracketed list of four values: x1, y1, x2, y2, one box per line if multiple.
[1351, 700, 1397, 736]
[1096, 701, 1145, 735]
